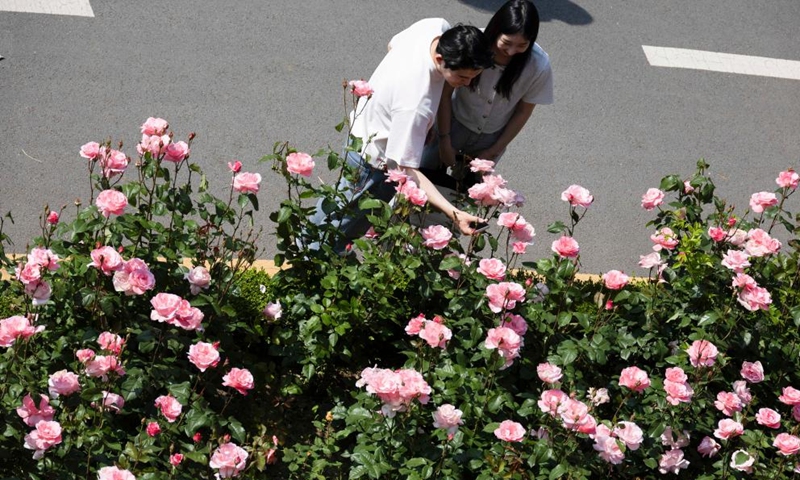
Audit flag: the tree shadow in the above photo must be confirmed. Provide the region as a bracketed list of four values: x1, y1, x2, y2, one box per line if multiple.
[459, 0, 593, 25]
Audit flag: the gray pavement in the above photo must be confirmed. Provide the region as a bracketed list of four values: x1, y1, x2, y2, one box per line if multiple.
[1, 0, 799, 274]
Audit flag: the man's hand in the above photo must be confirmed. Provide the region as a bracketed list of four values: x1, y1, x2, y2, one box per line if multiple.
[453, 210, 488, 236]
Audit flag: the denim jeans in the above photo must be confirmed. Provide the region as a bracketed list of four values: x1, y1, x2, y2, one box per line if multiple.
[307, 151, 396, 253]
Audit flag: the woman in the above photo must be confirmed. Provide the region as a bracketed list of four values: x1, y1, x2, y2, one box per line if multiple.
[421, 0, 553, 175]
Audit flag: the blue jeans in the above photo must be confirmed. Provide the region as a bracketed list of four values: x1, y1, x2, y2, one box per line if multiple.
[307, 151, 396, 253]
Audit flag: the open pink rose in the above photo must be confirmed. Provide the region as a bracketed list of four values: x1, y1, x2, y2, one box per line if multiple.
[697, 436, 720, 457]
[76, 348, 95, 363]
[780, 386, 800, 406]
[485, 282, 526, 313]
[756, 408, 781, 428]
[233, 172, 262, 194]
[150, 293, 183, 323]
[210, 442, 249, 478]
[137, 134, 170, 157]
[558, 398, 592, 431]
[96, 190, 128, 217]
[659, 449, 690, 475]
[163, 141, 190, 162]
[500, 313, 528, 337]
[651, 227, 679, 251]
[602, 270, 629, 290]
[263, 301, 282, 320]
[146, 421, 161, 437]
[417, 320, 452, 349]
[477, 258, 506, 281]
[777, 169, 800, 189]
[223, 367, 254, 395]
[80, 141, 101, 160]
[749, 191, 778, 213]
[398, 180, 428, 206]
[552, 236, 579, 258]
[484, 326, 522, 369]
[641, 188, 665, 210]
[48, 370, 81, 398]
[538, 389, 568, 416]
[0, 315, 44, 347]
[741, 361, 764, 383]
[348, 79, 374, 97]
[141, 117, 169, 135]
[433, 404, 464, 435]
[708, 226, 726, 242]
[470, 158, 495, 173]
[170, 453, 184, 466]
[97, 466, 136, 480]
[24, 420, 62, 459]
[85, 355, 125, 381]
[737, 283, 772, 311]
[113, 258, 155, 296]
[286, 152, 315, 177]
[494, 420, 525, 442]
[421, 225, 452, 250]
[88, 246, 124, 275]
[99, 391, 125, 413]
[537, 363, 562, 384]
[188, 341, 220, 372]
[745, 228, 781, 257]
[97, 332, 124, 355]
[721, 249, 750, 272]
[185, 266, 211, 295]
[687, 339, 718, 367]
[619, 366, 650, 392]
[100, 149, 129, 178]
[594, 435, 624, 464]
[612, 422, 643, 450]
[774, 433, 800, 456]
[714, 419, 743, 439]
[154, 394, 183, 423]
[17, 394, 55, 427]
[561, 185, 593, 207]
[714, 391, 743, 416]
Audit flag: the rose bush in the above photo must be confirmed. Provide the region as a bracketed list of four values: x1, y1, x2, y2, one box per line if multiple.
[3, 80, 800, 479]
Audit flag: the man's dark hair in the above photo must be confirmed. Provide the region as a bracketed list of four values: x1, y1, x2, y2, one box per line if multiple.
[436, 24, 494, 71]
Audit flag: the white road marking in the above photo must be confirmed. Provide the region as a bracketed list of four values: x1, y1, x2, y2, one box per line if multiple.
[642, 45, 800, 81]
[0, 0, 93, 17]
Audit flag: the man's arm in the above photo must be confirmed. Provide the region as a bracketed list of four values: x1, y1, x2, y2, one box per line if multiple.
[403, 166, 486, 235]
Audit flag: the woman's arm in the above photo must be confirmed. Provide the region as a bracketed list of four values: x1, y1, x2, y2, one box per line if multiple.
[477, 101, 536, 160]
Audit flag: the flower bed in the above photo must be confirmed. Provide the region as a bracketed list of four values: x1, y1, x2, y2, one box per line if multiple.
[1, 83, 800, 479]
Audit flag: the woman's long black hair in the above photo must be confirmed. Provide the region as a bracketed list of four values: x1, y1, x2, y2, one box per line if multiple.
[480, 0, 540, 99]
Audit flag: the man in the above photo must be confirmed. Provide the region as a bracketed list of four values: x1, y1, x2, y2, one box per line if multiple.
[312, 19, 494, 249]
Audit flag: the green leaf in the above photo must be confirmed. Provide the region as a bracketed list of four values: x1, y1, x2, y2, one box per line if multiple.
[227, 416, 246, 443]
[183, 407, 212, 436]
[549, 463, 567, 480]
[167, 381, 192, 404]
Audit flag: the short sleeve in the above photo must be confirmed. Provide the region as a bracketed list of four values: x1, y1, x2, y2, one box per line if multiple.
[384, 109, 434, 168]
[522, 49, 554, 105]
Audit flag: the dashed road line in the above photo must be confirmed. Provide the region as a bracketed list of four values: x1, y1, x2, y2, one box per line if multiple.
[0, 0, 93, 17]
[643, 45, 800, 81]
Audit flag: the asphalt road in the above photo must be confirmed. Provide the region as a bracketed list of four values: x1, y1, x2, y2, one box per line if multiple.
[1, 0, 799, 274]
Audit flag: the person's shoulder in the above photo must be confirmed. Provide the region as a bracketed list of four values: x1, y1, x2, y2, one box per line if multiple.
[410, 17, 451, 32]
[524, 42, 551, 71]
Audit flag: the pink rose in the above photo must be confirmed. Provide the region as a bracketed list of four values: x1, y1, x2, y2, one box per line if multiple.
[470, 158, 495, 173]
[348, 79, 374, 97]
[48, 370, 81, 398]
[500, 313, 528, 337]
[0, 315, 44, 347]
[730, 450, 755, 473]
[660, 427, 690, 449]
[683, 180, 694, 193]
[552, 236, 579, 258]
[484, 327, 522, 369]
[619, 366, 650, 392]
[698, 436, 720, 457]
[46, 211, 59, 225]
[477, 258, 506, 281]
[80, 141, 101, 160]
[756, 408, 781, 428]
[558, 399, 591, 431]
[23, 420, 62, 459]
[745, 228, 781, 257]
[721, 249, 750, 273]
[485, 282, 526, 313]
[708, 226, 726, 242]
[228, 160, 242, 173]
[737, 284, 772, 312]
[146, 421, 161, 437]
[537, 363, 563, 384]
[385, 168, 410, 184]
[85, 355, 125, 381]
[223, 367, 254, 395]
[741, 361, 764, 383]
[405, 314, 425, 335]
[286, 152, 315, 177]
[539, 389, 568, 416]
[714, 391, 743, 416]
[172, 301, 204, 331]
[733, 380, 752, 405]
[97, 332, 124, 355]
[497, 212, 525, 230]
[511, 223, 535, 243]
[113, 258, 155, 296]
[76, 348, 95, 363]
[263, 301, 282, 320]
[664, 379, 694, 405]
[659, 449, 690, 475]
[97, 466, 136, 480]
[561, 185, 593, 207]
[588, 388, 610, 406]
[686, 340, 718, 367]
[641, 188, 665, 210]
[100, 149, 129, 178]
[780, 386, 800, 406]
[154, 394, 183, 423]
[150, 293, 183, 323]
[88, 246, 124, 275]
[512, 242, 527, 254]
[233, 172, 262, 194]
[398, 180, 428, 206]
[713, 419, 744, 439]
[749, 191, 778, 213]
[602, 270, 629, 290]
[494, 420, 526, 442]
[141, 117, 169, 135]
[137, 133, 170, 157]
[163, 141, 190, 162]
[594, 435, 625, 464]
[650, 227, 679, 251]
[775, 433, 800, 456]
[99, 391, 125, 413]
[418, 320, 452, 349]
[96, 189, 128, 217]
[185, 266, 211, 295]
[210, 442, 249, 478]
[432, 404, 464, 435]
[16, 394, 55, 427]
[777, 169, 800, 189]
[170, 453, 184, 466]
[421, 225, 452, 250]
[188, 341, 220, 372]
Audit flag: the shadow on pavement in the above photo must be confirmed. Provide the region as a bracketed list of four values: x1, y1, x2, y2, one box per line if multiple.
[459, 0, 593, 25]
